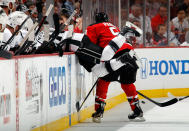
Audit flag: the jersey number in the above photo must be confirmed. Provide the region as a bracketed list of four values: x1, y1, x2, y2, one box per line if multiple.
[109, 27, 119, 36]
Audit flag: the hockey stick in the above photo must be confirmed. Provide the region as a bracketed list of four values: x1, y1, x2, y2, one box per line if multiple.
[33, 10, 77, 54]
[76, 78, 99, 112]
[168, 92, 189, 103]
[14, 22, 38, 55]
[14, 4, 53, 56]
[0, 16, 30, 59]
[50, 10, 77, 42]
[137, 91, 178, 107]
[1, 16, 30, 50]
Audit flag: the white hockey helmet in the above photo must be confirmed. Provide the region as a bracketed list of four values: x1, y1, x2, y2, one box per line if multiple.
[7, 11, 27, 28]
[0, 0, 15, 6]
[125, 21, 143, 36]
[0, 7, 8, 30]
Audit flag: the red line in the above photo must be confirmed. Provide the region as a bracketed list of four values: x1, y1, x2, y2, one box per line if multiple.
[0, 52, 75, 60]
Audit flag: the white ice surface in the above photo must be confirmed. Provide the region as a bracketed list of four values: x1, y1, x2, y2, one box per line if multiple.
[65, 98, 189, 131]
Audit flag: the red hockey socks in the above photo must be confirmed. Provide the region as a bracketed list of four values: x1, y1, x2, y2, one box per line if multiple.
[121, 83, 139, 111]
[95, 79, 110, 111]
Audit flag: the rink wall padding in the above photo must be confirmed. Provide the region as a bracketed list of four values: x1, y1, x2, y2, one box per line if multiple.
[0, 47, 189, 131]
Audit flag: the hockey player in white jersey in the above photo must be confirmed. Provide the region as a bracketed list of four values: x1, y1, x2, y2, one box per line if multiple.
[2, 11, 28, 51]
[0, 0, 15, 15]
[57, 18, 144, 123]
[0, 7, 7, 45]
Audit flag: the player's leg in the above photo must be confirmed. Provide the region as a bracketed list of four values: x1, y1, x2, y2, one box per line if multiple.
[92, 78, 110, 123]
[121, 83, 145, 121]
[119, 59, 145, 121]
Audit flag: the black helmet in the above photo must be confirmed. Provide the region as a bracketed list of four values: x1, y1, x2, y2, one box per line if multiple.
[95, 12, 109, 23]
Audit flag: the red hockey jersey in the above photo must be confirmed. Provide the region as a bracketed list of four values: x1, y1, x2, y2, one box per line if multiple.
[86, 22, 120, 48]
[86, 22, 133, 51]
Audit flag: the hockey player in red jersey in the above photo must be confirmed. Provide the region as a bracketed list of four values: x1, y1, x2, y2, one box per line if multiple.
[58, 12, 144, 123]
[85, 12, 145, 122]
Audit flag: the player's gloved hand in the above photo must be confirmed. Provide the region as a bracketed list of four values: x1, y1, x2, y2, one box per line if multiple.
[120, 26, 141, 37]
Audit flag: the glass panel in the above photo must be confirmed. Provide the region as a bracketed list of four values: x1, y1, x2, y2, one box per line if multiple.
[147, 0, 180, 47]
[170, 0, 189, 45]
[82, 0, 188, 47]
[120, 0, 129, 27]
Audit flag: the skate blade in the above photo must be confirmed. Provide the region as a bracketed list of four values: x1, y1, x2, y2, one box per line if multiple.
[129, 116, 146, 122]
[92, 117, 101, 123]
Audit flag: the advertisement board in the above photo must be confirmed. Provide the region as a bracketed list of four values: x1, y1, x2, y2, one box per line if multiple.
[18, 57, 47, 131]
[0, 48, 188, 131]
[0, 60, 16, 131]
[135, 48, 189, 90]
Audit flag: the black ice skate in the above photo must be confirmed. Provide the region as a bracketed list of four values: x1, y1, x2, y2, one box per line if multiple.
[92, 101, 106, 123]
[128, 103, 145, 122]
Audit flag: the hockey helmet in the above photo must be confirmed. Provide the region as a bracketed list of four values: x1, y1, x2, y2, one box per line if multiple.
[95, 12, 109, 23]
[16, 4, 29, 13]
[7, 11, 27, 29]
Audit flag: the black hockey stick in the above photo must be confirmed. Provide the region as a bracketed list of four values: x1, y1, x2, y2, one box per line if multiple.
[168, 92, 189, 103]
[137, 91, 178, 107]
[14, 4, 53, 56]
[0, 16, 30, 59]
[76, 78, 99, 112]
[14, 23, 38, 55]
[178, 95, 189, 101]
[33, 10, 77, 54]
[1, 16, 30, 51]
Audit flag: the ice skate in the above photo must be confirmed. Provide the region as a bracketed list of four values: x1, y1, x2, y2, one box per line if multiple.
[92, 111, 103, 123]
[128, 104, 145, 122]
[92, 100, 106, 123]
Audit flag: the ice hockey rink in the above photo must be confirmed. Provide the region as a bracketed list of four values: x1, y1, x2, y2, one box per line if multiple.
[65, 98, 189, 131]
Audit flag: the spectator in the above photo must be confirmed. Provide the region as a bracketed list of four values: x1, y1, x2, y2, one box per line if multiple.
[128, 19, 144, 47]
[143, 4, 153, 44]
[172, 7, 189, 43]
[25, 0, 38, 22]
[151, 4, 167, 33]
[36, 0, 46, 22]
[64, 0, 74, 15]
[153, 24, 167, 46]
[153, 24, 180, 46]
[129, 4, 142, 22]
[147, 0, 167, 19]
[73, 1, 82, 33]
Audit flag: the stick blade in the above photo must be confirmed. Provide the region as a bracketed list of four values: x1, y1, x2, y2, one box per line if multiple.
[76, 101, 80, 112]
[160, 98, 178, 107]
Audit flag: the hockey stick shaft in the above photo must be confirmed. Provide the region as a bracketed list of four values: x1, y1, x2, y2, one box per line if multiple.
[0, 16, 30, 58]
[76, 78, 99, 112]
[179, 95, 189, 101]
[14, 22, 38, 55]
[34, 10, 77, 54]
[137, 91, 162, 106]
[49, 10, 77, 42]
[35, 4, 53, 36]
[1, 16, 30, 50]
[137, 91, 178, 107]
[14, 4, 53, 55]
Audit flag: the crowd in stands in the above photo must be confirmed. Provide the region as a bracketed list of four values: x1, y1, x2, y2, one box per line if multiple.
[129, 0, 189, 47]
[0, 0, 83, 56]
[0, 0, 188, 57]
